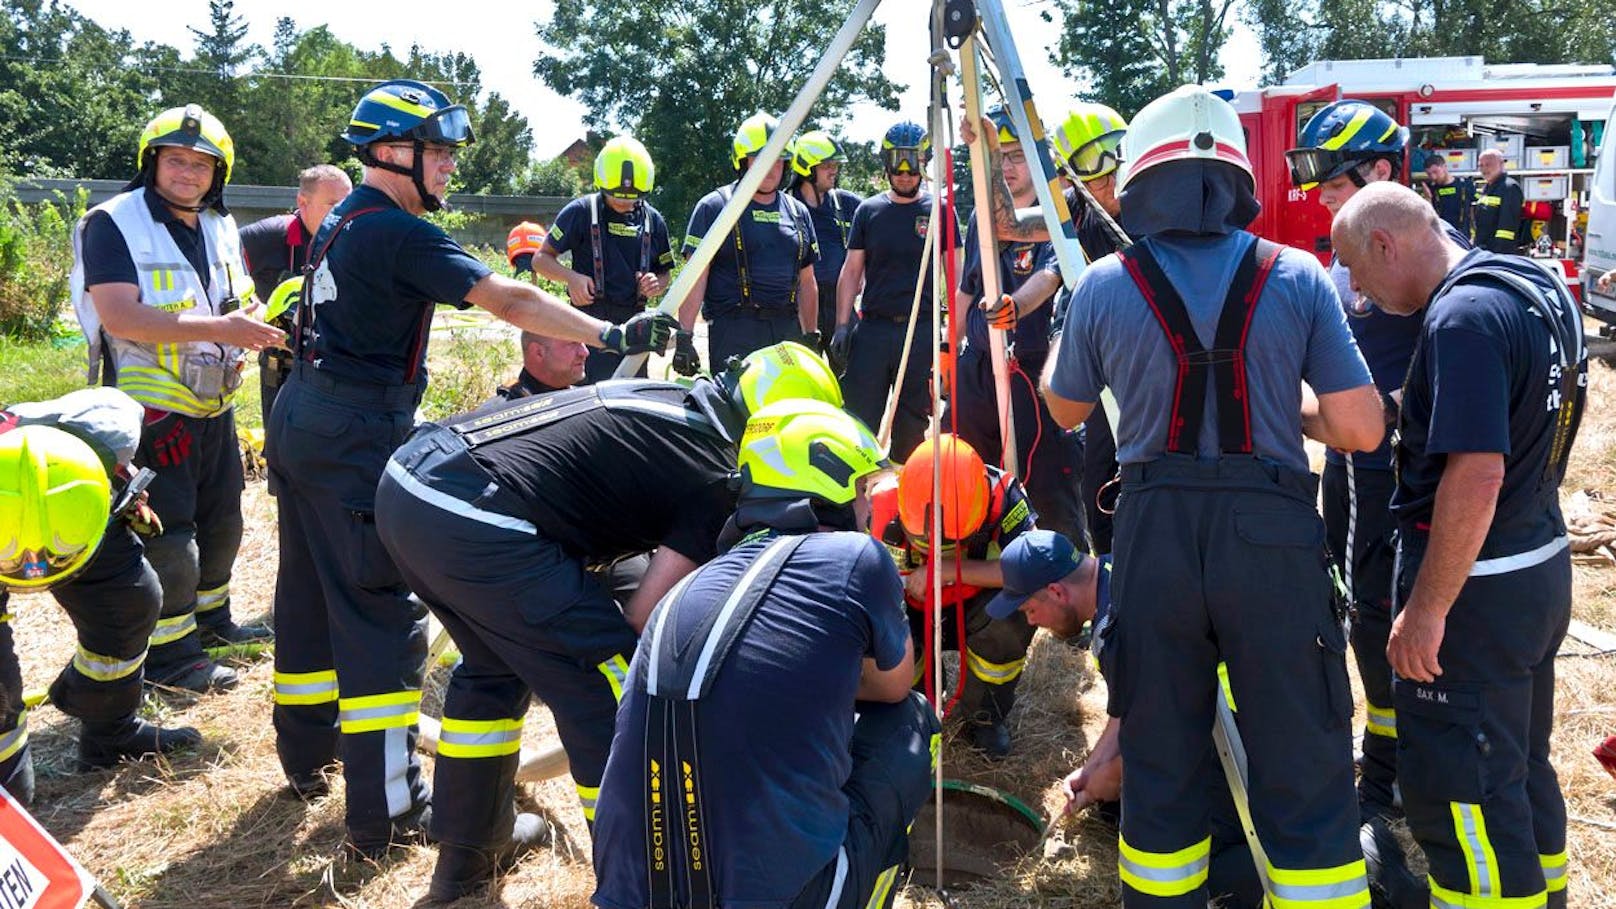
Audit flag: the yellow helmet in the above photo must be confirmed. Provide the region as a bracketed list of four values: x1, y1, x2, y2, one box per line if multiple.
[738, 400, 887, 506]
[1051, 103, 1128, 182]
[595, 135, 655, 199]
[0, 425, 112, 591]
[732, 112, 793, 170]
[791, 131, 845, 178]
[136, 104, 235, 209]
[723, 341, 844, 416]
[262, 276, 303, 326]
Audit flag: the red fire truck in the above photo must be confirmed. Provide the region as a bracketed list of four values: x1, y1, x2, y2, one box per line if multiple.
[1228, 56, 1616, 303]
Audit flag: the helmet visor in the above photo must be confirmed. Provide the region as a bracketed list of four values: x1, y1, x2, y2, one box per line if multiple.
[1285, 146, 1362, 190]
[1068, 130, 1125, 180]
[884, 147, 924, 175]
[416, 106, 475, 147]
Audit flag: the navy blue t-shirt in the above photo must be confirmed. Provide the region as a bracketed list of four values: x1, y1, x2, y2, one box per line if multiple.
[304, 185, 490, 385]
[1391, 250, 1576, 555]
[544, 194, 674, 305]
[847, 192, 956, 319]
[81, 188, 212, 293]
[238, 212, 307, 304]
[959, 211, 1058, 360]
[684, 187, 818, 317]
[796, 187, 862, 288]
[591, 530, 911, 909]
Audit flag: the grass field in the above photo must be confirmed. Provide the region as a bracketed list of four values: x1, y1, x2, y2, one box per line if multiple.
[4, 321, 1615, 908]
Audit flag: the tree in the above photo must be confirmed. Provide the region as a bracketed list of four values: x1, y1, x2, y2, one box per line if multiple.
[167, 0, 259, 158]
[1048, 0, 1235, 116]
[534, 0, 903, 226]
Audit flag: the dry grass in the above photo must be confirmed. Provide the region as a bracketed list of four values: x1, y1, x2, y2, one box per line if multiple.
[6, 340, 1615, 908]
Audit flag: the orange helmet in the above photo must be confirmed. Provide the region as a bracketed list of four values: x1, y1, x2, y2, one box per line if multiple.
[505, 221, 546, 266]
[898, 434, 989, 542]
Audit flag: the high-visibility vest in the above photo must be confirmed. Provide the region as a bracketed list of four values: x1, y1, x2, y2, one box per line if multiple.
[70, 188, 257, 417]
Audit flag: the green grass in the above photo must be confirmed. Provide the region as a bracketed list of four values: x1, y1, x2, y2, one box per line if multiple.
[0, 338, 85, 405]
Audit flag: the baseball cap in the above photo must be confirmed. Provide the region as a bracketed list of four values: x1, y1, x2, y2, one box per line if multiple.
[985, 530, 1084, 619]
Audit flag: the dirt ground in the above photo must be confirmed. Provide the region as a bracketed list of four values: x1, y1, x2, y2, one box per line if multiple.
[7, 335, 1616, 909]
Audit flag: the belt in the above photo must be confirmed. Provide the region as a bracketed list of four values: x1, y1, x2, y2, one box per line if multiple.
[713, 306, 797, 321]
[291, 362, 420, 409]
[1120, 454, 1317, 501]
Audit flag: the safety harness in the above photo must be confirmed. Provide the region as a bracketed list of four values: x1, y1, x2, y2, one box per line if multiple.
[639, 532, 805, 909]
[723, 185, 807, 313]
[292, 206, 385, 367]
[443, 381, 729, 449]
[1119, 237, 1283, 454]
[589, 193, 654, 304]
[1430, 256, 1588, 484]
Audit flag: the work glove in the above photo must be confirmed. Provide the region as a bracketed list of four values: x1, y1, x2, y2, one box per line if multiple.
[828, 323, 855, 374]
[983, 293, 1019, 332]
[671, 330, 702, 377]
[801, 329, 822, 352]
[128, 495, 164, 538]
[144, 409, 193, 467]
[601, 311, 678, 355]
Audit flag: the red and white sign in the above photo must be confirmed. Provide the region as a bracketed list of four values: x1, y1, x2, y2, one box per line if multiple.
[0, 788, 94, 909]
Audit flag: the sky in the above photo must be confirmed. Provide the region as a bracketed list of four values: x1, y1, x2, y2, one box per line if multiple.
[63, 0, 1264, 160]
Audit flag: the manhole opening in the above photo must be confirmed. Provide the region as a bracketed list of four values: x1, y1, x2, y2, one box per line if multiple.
[907, 782, 1045, 887]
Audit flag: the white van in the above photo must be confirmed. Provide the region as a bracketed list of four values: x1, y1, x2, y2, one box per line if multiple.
[1586, 95, 1616, 333]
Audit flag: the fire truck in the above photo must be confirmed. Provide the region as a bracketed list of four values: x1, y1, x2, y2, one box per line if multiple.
[1226, 56, 1616, 306]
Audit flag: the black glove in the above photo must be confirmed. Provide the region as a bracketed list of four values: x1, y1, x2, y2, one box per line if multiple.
[672, 330, 702, 376]
[828, 323, 854, 373]
[601, 311, 678, 355]
[801, 329, 822, 351]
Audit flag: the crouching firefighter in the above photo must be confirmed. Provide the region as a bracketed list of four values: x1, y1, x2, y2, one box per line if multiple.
[376, 341, 843, 902]
[591, 399, 938, 909]
[1, 388, 204, 803]
[870, 433, 1037, 759]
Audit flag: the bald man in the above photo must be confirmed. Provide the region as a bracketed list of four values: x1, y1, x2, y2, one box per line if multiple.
[1474, 148, 1525, 253]
[493, 331, 588, 400]
[1333, 182, 1586, 909]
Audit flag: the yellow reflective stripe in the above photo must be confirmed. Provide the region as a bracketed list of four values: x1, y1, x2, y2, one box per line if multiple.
[368, 91, 435, 119]
[929, 732, 941, 770]
[149, 612, 198, 647]
[274, 669, 339, 706]
[598, 654, 630, 704]
[864, 863, 901, 909]
[1495, 229, 1516, 240]
[117, 366, 225, 417]
[349, 118, 380, 131]
[1430, 878, 1546, 909]
[684, 233, 704, 249]
[1478, 195, 1502, 207]
[965, 648, 1025, 685]
[1266, 859, 1369, 908]
[196, 583, 229, 613]
[1365, 701, 1396, 738]
[337, 690, 421, 733]
[1319, 108, 1377, 151]
[1217, 661, 1238, 712]
[437, 716, 523, 759]
[1118, 835, 1211, 897]
[1452, 802, 1502, 897]
[1539, 852, 1566, 893]
[0, 712, 27, 764]
[577, 783, 599, 821]
[1377, 122, 1400, 143]
[73, 644, 146, 682]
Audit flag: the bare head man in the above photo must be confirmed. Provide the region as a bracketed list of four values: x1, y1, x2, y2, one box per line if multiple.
[1477, 147, 1507, 183]
[521, 330, 588, 389]
[1331, 182, 1467, 317]
[296, 164, 352, 235]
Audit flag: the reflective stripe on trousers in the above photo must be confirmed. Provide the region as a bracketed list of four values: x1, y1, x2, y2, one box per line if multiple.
[274, 669, 338, 705]
[73, 645, 146, 682]
[437, 716, 523, 759]
[1265, 858, 1370, 909]
[337, 690, 421, 734]
[1118, 835, 1211, 898]
[149, 612, 197, 647]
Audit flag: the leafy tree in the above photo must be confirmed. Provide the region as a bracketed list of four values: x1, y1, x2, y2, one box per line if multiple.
[1048, 0, 1235, 116]
[534, 0, 903, 227]
[520, 157, 585, 198]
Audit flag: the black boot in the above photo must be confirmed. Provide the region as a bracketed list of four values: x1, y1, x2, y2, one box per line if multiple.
[200, 617, 274, 648]
[347, 799, 435, 861]
[1361, 812, 1427, 909]
[425, 812, 553, 902]
[145, 658, 238, 693]
[77, 716, 202, 771]
[967, 715, 1012, 760]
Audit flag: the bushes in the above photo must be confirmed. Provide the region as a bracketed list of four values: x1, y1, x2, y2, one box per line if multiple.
[0, 183, 86, 342]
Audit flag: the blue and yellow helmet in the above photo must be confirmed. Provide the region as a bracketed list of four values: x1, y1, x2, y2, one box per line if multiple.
[1286, 100, 1407, 190]
[342, 79, 475, 149]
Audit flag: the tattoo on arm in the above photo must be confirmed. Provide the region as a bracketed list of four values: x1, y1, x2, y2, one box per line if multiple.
[986, 148, 1050, 243]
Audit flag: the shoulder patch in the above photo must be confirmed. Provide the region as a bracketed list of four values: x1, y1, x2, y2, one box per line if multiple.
[999, 497, 1030, 534]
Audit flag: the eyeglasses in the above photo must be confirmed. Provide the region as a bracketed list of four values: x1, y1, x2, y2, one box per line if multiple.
[379, 143, 459, 163]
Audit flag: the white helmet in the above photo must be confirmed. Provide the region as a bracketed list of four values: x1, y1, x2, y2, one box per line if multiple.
[1118, 85, 1252, 192]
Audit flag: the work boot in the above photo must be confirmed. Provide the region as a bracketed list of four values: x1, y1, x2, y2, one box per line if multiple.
[347, 800, 435, 861]
[200, 617, 274, 649]
[77, 716, 202, 771]
[1361, 811, 1427, 909]
[282, 768, 331, 802]
[967, 716, 1012, 760]
[145, 658, 238, 693]
[426, 812, 554, 902]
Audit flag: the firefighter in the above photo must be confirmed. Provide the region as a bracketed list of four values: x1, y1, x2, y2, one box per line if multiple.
[946, 105, 1083, 543]
[491, 331, 589, 400]
[374, 343, 842, 901]
[988, 529, 1264, 909]
[1474, 148, 1526, 253]
[1334, 182, 1587, 909]
[0, 388, 204, 804]
[591, 399, 936, 909]
[834, 120, 957, 463]
[1422, 153, 1475, 240]
[239, 163, 353, 426]
[1042, 84, 1385, 907]
[533, 136, 675, 383]
[870, 433, 1037, 758]
[265, 78, 674, 859]
[677, 113, 819, 373]
[70, 104, 282, 693]
[789, 130, 863, 351]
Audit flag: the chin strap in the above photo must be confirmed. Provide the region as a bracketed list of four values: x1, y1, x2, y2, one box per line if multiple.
[361, 140, 444, 212]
